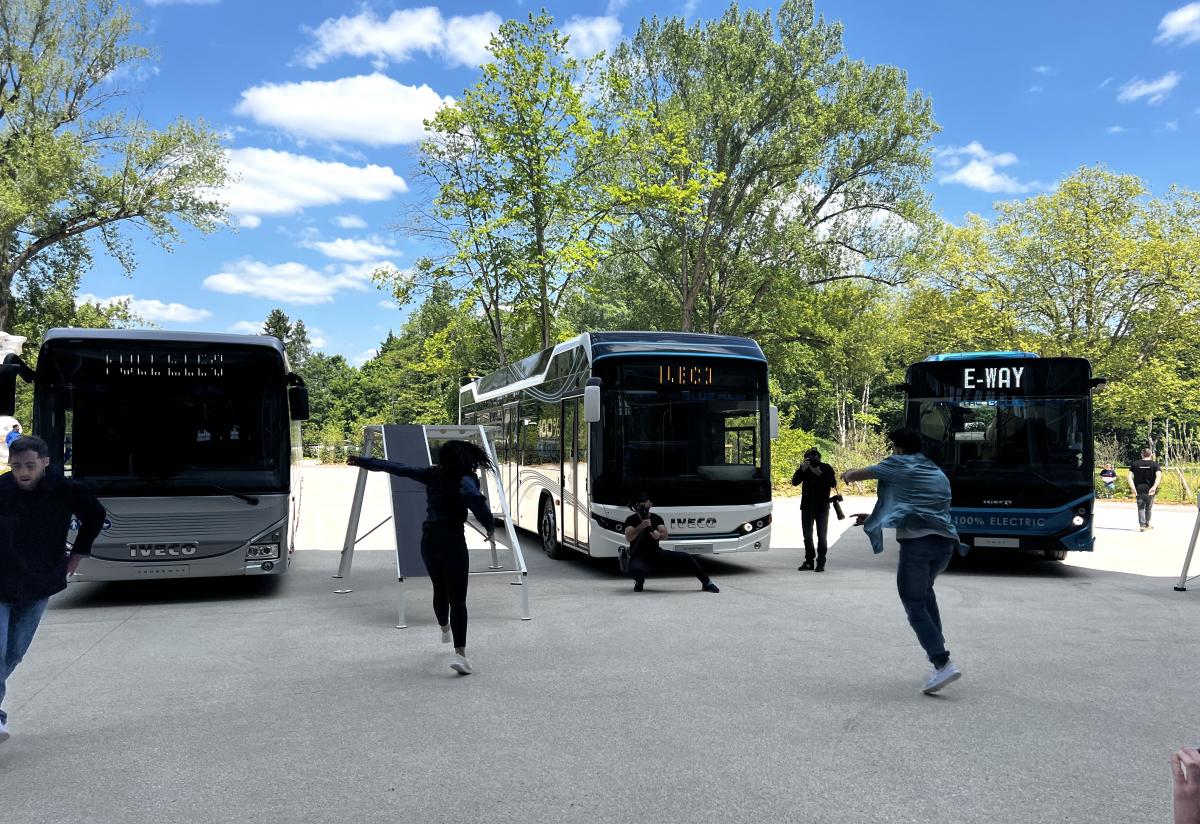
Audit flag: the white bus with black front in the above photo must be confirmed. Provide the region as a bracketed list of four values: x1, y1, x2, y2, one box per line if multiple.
[1, 329, 309, 580]
[459, 331, 777, 560]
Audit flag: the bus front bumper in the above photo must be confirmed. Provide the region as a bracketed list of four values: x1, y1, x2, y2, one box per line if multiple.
[589, 526, 772, 558]
[70, 552, 291, 582]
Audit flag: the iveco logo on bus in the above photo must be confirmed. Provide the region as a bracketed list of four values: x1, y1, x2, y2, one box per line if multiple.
[670, 517, 719, 529]
[128, 542, 198, 558]
[982, 499, 1014, 506]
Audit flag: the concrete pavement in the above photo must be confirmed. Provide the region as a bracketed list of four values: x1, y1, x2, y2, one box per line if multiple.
[1, 467, 1196, 823]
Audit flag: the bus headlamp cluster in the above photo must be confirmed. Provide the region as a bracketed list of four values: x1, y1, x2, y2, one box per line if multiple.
[247, 526, 283, 561]
[1071, 505, 1090, 528]
[741, 517, 770, 533]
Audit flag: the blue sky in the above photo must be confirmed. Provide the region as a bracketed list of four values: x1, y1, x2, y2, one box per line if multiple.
[77, 0, 1200, 363]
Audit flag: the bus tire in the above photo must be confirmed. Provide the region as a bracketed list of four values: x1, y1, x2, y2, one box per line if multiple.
[1043, 548, 1067, 561]
[540, 498, 564, 559]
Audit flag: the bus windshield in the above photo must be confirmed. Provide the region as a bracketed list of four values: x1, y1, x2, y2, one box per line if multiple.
[598, 359, 770, 505]
[915, 397, 1089, 480]
[36, 343, 288, 496]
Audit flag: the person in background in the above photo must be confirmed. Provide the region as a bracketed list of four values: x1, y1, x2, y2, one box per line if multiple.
[1099, 463, 1117, 498]
[5, 424, 21, 449]
[842, 427, 965, 696]
[1126, 448, 1163, 532]
[0, 436, 106, 744]
[791, 447, 838, 572]
[348, 440, 495, 676]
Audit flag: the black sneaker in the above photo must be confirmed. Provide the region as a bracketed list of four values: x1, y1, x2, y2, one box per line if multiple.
[633, 579, 644, 592]
[798, 561, 815, 571]
[815, 563, 826, 572]
[702, 581, 720, 593]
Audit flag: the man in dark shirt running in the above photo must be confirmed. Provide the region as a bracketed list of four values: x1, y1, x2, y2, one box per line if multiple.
[791, 448, 839, 571]
[1127, 448, 1163, 532]
[0, 436, 105, 743]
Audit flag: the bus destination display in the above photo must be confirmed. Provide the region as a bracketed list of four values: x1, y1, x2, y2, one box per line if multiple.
[658, 364, 715, 386]
[103, 351, 225, 378]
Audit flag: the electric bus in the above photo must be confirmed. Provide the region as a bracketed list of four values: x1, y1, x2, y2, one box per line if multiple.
[459, 331, 778, 559]
[902, 352, 1104, 559]
[1, 329, 309, 580]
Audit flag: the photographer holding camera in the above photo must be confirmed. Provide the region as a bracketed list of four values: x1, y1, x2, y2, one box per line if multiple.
[623, 492, 720, 594]
[791, 447, 840, 572]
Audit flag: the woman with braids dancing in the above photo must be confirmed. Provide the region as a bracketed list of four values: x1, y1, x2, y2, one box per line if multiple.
[349, 440, 495, 675]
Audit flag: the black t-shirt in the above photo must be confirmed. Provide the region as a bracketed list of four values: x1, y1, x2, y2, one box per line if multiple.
[791, 461, 837, 507]
[1129, 459, 1162, 493]
[624, 512, 664, 555]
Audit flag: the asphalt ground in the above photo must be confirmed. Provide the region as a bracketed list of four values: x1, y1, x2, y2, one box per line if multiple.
[1, 466, 1197, 824]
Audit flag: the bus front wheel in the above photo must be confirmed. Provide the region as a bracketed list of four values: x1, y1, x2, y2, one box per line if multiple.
[1043, 548, 1067, 561]
[540, 499, 564, 559]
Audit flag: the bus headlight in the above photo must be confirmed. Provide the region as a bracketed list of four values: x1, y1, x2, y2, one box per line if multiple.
[247, 543, 280, 560]
[742, 523, 754, 533]
[1071, 515, 1085, 527]
[247, 524, 284, 560]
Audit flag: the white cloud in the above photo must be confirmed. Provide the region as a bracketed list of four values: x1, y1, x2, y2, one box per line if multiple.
[303, 237, 400, 262]
[1163, 120, 1180, 131]
[1032, 65, 1054, 74]
[606, 0, 630, 12]
[79, 294, 213, 324]
[683, 0, 700, 17]
[300, 8, 501, 69]
[308, 328, 329, 349]
[1156, 3, 1200, 46]
[237, 215, 262, 229]
[353, 348, 379, 366]
[227, 321, 264, 334]
[334, 214, 368, 229]
[1117, 71, 1182, 104]
[221, 148, 407, 222]
[235, 74, 452, 146]
[204, 259, 398, 305]
[1099, 77, 1113, 89]
[1028, 85, 1044, 93]
[562, 16, 622, 59]
[1107, 125, 1125, 134]
[378, 299, 399, 309]
[935, 142, 1042, 194]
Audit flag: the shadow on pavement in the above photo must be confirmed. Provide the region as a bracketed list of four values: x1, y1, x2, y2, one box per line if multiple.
[52, 575, 284, 609]
[945, 550, 1089, 579]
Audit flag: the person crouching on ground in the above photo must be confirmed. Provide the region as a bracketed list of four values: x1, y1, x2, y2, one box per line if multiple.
[349, 440, 495, 676]
[841, 427, 965, 695]
[0, 436, 106, 743]
[624, 492, 720, 593]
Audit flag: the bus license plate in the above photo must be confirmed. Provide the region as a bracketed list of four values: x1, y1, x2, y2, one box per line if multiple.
[134, 565, 190, 577]
[975, 537, 1020, 548]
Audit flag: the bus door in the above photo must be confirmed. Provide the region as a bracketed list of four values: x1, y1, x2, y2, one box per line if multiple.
[562, 397, 589, 550]
[502, 402, 520, 522]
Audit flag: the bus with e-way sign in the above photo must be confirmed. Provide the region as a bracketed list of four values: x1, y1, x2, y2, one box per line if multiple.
[902, 352, 1105, 560]
[0, 329, 310, 580]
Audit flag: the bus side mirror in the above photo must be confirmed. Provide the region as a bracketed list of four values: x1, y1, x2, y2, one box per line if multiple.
[0, 354, 34, 417]
[1089, 376, 1107, 389]
[584, 383, 601, 423]
[769, 405, 780, 439]
[287, 374, 310, 421]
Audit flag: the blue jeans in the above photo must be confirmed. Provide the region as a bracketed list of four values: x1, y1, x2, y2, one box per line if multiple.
[896, 535, 956, 665]
[0, 598, 50, 725]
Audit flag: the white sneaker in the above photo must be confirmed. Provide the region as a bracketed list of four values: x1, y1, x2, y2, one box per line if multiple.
[0, 721, 10, 744]
[440, 626, 452, 645]
[450, 655, 473, 675]
[923, 661, 962, 694]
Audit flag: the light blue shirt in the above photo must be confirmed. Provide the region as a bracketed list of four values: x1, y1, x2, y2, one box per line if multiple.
[862, 453, 962, 555]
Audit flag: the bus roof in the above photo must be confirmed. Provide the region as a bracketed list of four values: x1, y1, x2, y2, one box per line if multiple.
[924, 351, 1039, 362]
[40, 327, 286, 355]
[589, 331, 765, 363]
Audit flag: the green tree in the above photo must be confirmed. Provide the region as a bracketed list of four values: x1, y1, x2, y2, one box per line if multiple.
[263, 308, 290, 343]
[0, 0, 228, 331]
[605, 0, 939, 332]
[285, 319, 311, 371]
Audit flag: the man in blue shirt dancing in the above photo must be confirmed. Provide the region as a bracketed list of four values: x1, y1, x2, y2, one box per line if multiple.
[842, 427, 965, 695]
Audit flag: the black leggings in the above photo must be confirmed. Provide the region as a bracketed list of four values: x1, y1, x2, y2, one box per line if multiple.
[629, 547, 711, 585]
[421, 529, 470, 649]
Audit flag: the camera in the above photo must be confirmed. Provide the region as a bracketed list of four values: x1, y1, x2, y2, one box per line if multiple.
[635, 504, 650, 520]
[830, 494, 846, 520]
